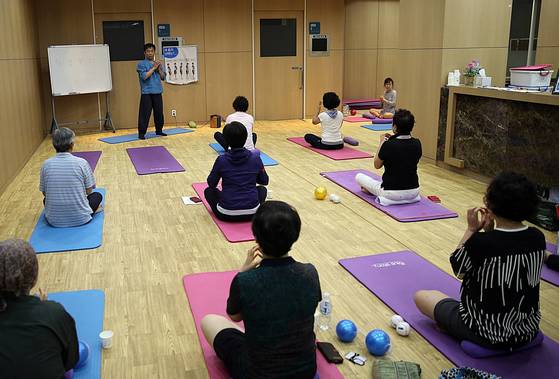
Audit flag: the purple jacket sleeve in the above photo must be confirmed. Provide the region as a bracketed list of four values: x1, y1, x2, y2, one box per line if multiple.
[256, 159, 269, 185]
[207, 158, 221, 188]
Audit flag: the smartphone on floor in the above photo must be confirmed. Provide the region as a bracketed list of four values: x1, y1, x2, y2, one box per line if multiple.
[317, 342, 343, 364]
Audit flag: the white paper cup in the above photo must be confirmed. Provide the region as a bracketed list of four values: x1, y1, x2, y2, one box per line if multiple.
[99, 330, 114, 349]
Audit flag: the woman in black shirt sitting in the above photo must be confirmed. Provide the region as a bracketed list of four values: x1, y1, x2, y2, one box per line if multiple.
[355, 109, 422, 205]
[414, 172, 545, 349]
[0, 239, 79, 378]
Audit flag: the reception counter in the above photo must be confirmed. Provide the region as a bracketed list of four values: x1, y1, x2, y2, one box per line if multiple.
[437, 86, 559, 187]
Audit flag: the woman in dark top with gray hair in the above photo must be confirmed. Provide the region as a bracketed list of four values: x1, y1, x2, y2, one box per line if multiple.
[0, 239, 79, 379]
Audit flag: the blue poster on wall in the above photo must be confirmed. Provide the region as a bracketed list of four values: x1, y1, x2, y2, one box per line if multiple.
[309, 22, 320, 35]
[158, 24, 170, 37]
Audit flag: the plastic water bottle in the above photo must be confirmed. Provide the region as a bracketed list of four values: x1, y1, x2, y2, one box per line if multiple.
[318, 293, 332, 331]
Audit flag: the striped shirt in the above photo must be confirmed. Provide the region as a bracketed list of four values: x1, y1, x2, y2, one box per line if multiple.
[39, 153, 95, 227]
[450, 226, 545, 348]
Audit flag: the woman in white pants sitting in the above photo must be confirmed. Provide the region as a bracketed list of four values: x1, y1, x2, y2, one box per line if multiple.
[356, 109, 422, 206]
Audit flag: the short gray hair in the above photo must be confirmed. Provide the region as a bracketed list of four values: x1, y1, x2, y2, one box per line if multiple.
[52, 127, 75, 152]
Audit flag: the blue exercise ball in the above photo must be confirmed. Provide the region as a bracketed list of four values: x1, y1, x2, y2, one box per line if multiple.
[365, 329, 391, 356]
[75, 341, 90, 369]
[336, 320, 358, 343]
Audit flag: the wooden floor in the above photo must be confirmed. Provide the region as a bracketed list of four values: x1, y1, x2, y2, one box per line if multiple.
[0, 120, 557, 378]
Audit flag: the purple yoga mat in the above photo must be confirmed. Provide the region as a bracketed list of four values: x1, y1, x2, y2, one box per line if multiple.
[126, 146, 184, 175]
[287, 137, 372, 160]
[339, 251, 559, 378]
[72, 151, 101, 172]
[321, 169, 457, 222]
[362, 114, 393, 124]
[543, 242, 559, 286]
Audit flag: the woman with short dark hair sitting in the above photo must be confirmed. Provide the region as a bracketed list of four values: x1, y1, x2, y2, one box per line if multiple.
[0, 239, 79, 378]
[355, 109, 422, 205]
[201, 201, 321, 379]
[205, 121, 269, 222]
[414, 171, 545, 349]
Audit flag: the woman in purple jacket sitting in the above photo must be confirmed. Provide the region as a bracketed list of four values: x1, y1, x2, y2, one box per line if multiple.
[204, 121, 269, 222]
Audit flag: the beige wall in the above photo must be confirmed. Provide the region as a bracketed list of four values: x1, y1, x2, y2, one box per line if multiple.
[343, 0, 512, 160]
[536, 0, 559, 78]
[0, 0, 45, 194]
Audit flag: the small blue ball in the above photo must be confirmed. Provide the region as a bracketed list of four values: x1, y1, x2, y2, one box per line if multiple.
[75, 341, 90, 369]
[336, 320, 358, 342]
[365, 329, 391, 356]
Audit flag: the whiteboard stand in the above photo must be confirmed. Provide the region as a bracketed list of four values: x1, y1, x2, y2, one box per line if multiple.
[50, 92, 115, 134]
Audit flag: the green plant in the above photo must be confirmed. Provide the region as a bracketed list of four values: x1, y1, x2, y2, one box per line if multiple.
[464, 59, 481, 77]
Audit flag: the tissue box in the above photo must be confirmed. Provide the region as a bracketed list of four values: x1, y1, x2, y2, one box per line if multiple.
[474, 76, 492, 87]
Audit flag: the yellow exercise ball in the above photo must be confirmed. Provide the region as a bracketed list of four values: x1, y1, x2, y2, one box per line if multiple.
[314, 186, 328, 200]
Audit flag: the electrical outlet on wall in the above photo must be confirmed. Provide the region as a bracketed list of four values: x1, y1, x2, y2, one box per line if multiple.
[171, 109, 177, 117]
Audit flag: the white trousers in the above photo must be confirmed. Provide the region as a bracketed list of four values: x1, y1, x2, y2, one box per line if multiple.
[355, 173, 420, 206]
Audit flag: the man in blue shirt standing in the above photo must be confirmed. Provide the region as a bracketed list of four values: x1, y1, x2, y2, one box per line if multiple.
[136, 43, 166, 139]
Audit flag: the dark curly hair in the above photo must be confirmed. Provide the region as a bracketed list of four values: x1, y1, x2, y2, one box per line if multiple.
[252, 201, 301, 258]
[232, 96, 249, 112]
[322, 92, 340, 110]
[485, 171, 539, 222]
[0, 239, 38, 312]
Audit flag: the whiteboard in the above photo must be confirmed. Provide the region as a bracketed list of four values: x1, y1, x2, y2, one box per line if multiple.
[47, 44, 112, 96]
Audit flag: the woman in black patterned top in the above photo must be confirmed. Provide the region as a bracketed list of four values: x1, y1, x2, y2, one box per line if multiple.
[414, 171, 545, 349]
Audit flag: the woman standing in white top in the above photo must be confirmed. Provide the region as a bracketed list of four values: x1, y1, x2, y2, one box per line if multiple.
[304, 92, 344, 150]
[215, 96, 256, 151]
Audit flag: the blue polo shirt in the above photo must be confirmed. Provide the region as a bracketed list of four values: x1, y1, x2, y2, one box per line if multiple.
[136, 59, 164, 94]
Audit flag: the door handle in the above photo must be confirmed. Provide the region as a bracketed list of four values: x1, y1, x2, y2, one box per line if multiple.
[291, 66, 303, 70]
[291, 66, 304, 89]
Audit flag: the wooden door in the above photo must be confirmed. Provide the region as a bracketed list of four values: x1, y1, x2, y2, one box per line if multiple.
[254, 11, 304, 120]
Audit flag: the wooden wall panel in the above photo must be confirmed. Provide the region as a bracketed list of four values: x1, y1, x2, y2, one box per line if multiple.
[203, 0, 251, 53]
[93, 0, 150, 13]
[0, 0, 44, 195]
[162, 53, 208, 123]
[306, 51, 344, 116]
[254, 0, 304, 11]
[0, 0, 39, 59]
[398, 0, 444, 49]
[205, 52, 252, 117]
[535, 47, 559, 71]
[443, 0, 511, 48]
[398, 49, 442, 159]
[378, 0, 399, 49]
[306, 0, 344, 115]
[537, 0, 559, 47]
[36, 0, 97, 130]
[376, 48, 400, 94]
[154, 0, 205, 51]
[441, 48, 508, 86]
[344, 0, 379, 50]
[343, 50, 378, 100]
[307, 0, 345, 50]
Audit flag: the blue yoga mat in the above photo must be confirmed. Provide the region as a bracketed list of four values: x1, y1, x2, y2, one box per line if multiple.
[29, 189, 106, 253]
[208, 143, 278, 166]
[99, 127, 193, 144]
[361, 124, 393, 131]
[49, 290, 104, 379]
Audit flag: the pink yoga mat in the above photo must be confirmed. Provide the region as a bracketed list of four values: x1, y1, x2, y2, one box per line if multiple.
[322, 169, 458, 222]
[182, 271, 343, 379]
[126, 146, 184, 175]
[339, 251, 559, 379]
[543, 242, 559, 286]
[287, 137, 372, 160]
[72, 151, 101, 172]
[343, 98, 381, 104]
[192, 182, 254, 243]
[343, 116, 370, 123]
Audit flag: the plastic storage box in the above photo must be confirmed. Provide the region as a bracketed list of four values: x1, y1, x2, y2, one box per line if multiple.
[510, 64, 553, 89]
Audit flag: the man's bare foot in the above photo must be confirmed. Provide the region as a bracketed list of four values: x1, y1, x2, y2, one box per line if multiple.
[95, 204, 104, 214]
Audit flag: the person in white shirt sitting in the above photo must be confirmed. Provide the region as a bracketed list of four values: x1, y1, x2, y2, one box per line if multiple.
[215, 96, 256, 151]
[304, 92, 344, 150]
